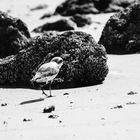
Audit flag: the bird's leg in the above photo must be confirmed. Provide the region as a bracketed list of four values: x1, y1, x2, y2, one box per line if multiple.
[48, 81, 53, 97]
[42, 89, 48, 97]
[41, 85, 48, 97]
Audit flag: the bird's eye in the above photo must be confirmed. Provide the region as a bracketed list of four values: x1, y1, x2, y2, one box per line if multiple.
[58, 59, 63, 64]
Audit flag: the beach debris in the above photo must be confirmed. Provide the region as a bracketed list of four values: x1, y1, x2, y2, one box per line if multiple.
[111, 105, 123, 109]
[3, 121, 8, 125]
[101, 117, 105, 120]
[1, 103, 7, 107]
[63, 93, 69, 96]
[30, 4, 48, 11]
[40, 13, 53, 19]
[127, 91, 138, 95]
[126, 102, 136, 105]
[48, 114, 59, 119]
[70, 102, 73, 104]
[23, 118, 32, 122]
[43, 105, 55, 113]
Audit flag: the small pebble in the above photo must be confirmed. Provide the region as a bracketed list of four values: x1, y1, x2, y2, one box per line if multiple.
[126, 102, 136, 105]
[1, 103, 7, 107]
[127, 91, 138, 95]
[43, 105, 55, 113]
[101, 117, 105, 120]
[23, 118, 32, 122]
[70, 102, 73, 104]
[63, 93, 69, 95]
[3, 121, 8, 125]
[48, 114, 59, 119]
[111, 105, 123, 109]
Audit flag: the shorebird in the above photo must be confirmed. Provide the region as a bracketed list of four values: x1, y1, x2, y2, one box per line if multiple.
[31, 57, 63, 97]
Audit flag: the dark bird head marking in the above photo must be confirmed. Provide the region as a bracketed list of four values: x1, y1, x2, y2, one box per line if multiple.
[51, 57, 63, 67]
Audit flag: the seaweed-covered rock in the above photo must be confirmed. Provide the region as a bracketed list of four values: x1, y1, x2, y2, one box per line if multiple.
[33, 19, 76, 33]
[70, 14, 92, 27]
[54, 0, 99, 16]
[0, 11, 30, 58]
[93, 0, 112, 12]
[0, 31, 108, 88]
[41, 31, 60, 37]
[99, 2, 140, 54]
[54, 0, 137, 16]
[105, 0, 138, 12]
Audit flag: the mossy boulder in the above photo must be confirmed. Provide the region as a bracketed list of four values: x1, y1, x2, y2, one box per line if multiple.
[0, 31, 108, 88]
[70, 14, 92, 27]
[54, 0, 99, 16]
[33, 19, 76, 33]
[99, 2, 140, 54]
[54, 0, 137, 16]
[0, 11, 30, 58]
[103, 0, 137, 13]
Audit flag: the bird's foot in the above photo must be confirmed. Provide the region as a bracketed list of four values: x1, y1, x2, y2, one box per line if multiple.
[42, 90, 55, 98]
[47, 94, 56, 98]
[42, 91, 49, 97]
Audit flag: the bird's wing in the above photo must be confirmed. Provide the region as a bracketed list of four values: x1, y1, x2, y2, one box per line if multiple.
[33, 62, 60, 83]
[37, 62, 59, 77]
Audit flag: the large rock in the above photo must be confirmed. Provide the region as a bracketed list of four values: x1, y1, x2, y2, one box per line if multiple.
[0, 11, 30, 58]
[33, 19, 76, 33]
[99, 2, 140, 54]
[54, 0, 137, 16]
[102, 0, 137, 13]
[54, 0, 99, 16]
[70, 14, 92, 27]
[0, 31, 108, 88]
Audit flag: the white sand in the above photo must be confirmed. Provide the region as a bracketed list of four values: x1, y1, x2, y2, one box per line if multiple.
[0, 0, 140, 140]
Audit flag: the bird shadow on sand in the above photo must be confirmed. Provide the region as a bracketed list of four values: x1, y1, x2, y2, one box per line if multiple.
[19, 97, 46, 105]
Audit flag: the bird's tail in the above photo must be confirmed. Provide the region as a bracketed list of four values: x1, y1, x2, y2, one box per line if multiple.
[30, 77, 46, 89]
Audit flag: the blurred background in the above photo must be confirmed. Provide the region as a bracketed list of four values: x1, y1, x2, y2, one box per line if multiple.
[0, 0, 137, 41]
